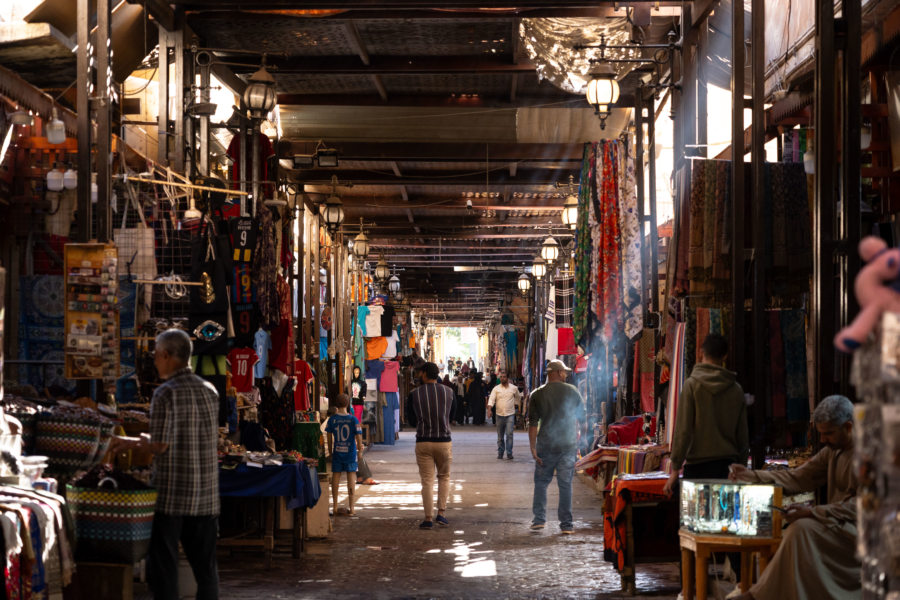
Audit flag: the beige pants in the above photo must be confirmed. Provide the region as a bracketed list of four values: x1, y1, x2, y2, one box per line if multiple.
[414, 442, 453, 520]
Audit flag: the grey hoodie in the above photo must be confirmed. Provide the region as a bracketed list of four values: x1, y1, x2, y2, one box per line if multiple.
[669, 362, 749, 471]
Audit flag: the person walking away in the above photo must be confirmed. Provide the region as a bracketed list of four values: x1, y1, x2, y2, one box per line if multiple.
[404, 362, 455, 529]
[350, 366, 367, 423]
[529, 359, 585, 534]
[488, 371, 521, 459]
[110, 328, 220, 600]
[663, 334, 749, 495]
[454, 371, 467, 424]
[326, 393, 363, 516]
[466, 372, 487, 425]
[729, 395, 859, 600]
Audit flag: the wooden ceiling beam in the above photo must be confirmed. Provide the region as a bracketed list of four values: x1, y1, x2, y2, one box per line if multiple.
[275, 92, 582, 108]
[225, 54, 539, 75]
[277, 140, 584, 161]
[292, 168, 575, 186]
[181, 6, 680, 19]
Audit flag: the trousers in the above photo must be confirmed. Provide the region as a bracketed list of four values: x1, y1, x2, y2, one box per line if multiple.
[415, 441, 453, 520]
[148, 513, 219, 600]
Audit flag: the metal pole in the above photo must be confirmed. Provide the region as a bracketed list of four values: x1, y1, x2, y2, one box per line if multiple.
[730, 0, 746, 376]
[239, 100, 248, 216]
[157, 29, 169, 166]
[751, 0, 767, 467]
[647, 93, 659, 313]
[96, 0, 111, 242]
[814, 0, 837, 401]
[198, 56, 211, 176]
[76, 0, 91, 242]
[634, 89, 648, 324]
[251, 124, 260, 214]
[171, 8, 185, 172]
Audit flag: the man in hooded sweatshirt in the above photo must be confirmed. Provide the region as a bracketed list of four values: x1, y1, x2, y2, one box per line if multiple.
[663, 333, 748, 496]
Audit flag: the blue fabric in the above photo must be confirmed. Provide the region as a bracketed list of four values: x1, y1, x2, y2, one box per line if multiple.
[365, 359, 386, 383]
[496, 414, 515, 457]
[532, 449, 576, 529]
[219, 463, 321, 510]
[253, 329, 271, 379]
[325, 413, 361, 461]
[356, 306, 369, 337]
[377, 400, 396, 446]
[320, 336, 329, 360]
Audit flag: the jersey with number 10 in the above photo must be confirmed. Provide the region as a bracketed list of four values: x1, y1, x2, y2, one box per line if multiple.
[325, 413, 361, 460]
[227, 348, 259, 392]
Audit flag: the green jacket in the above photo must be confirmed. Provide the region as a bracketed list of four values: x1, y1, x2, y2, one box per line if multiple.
[669, 362, 749, 471]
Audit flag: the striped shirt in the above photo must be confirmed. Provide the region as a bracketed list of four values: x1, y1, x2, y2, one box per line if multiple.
[150, 367, 221, 516]
[406, 382, 454, 443]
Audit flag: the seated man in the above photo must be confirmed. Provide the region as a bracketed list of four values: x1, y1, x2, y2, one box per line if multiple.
[729, 395, 859, 600]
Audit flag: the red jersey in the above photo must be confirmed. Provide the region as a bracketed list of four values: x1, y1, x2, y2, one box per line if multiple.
[293, 359, 314, 411]
[227, 348, 259, 392]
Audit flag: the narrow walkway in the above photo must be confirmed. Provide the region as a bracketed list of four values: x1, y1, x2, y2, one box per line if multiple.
[213, 425, 680, 599]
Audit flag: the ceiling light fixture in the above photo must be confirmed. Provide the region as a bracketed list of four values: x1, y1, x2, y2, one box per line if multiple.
[585, 63, 620, 130]
[532, 255, 547, 280]
[353, 218, 370, 259]
[242, 58, 277, 119]
[321, 175, 344, 232]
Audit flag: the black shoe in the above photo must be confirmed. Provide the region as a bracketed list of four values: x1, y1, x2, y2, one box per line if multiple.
[419, 520, 433, 529]
[506, 455, 514, 460]
[497, 454, 503, 459]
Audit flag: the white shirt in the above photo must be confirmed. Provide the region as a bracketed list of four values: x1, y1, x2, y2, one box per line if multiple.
[488, 383, 521, 417]
[380, 331, 400, 359]
[364, 305, 383, 337]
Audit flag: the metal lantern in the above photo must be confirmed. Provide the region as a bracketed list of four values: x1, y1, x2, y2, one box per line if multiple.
[353, 230, 370, 259]
[585, 63, 620, 129]
[532, 255, 547, 280]
[388, 275, 401, 294]
[541, 235, 560, 263]
[393, 289, 404, 302]
[374, 256, 391, 281]
[242, 64, 277, 119]
[322, 193, 344, 232]
[517, 272, 532, 294]
[562, 194, 578, 229]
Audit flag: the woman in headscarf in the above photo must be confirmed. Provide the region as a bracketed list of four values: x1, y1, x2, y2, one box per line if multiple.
[466, 371, 487, 425]
[350, 365, 367, 423]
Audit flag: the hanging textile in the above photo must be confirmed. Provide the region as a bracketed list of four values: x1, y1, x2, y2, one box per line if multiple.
[781, 309, 809, 423]
[573, 144, 596, 345]
[252, 205, 279, 330]
[670, 167, 691, 296]
[555, 276, 574, 327]
[593, 140, 623, 344]
[637, 330, 655, 413]
[665, 322, 686, 447]
[617, 138, 643, 340]
[695, 307, 710, 365]
[769, 310, 787, 419]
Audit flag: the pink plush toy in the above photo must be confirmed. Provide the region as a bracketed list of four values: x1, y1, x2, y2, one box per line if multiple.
[834, 236, 900, 352]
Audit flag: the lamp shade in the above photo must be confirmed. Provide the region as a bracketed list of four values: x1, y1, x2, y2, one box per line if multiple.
[517, 272, 532, 294]
[242, 65, 277, 118]
[541, 235, 560, 263]
[562, 194, 578, 229]
[532, 256, 547, 279]
[46, 108, 66, 145]
[322, 194, 344, 231]
[585, 64, 620, 110]
[388, 275, 401, 294]
[353, 231, 370, 259]
[375, 256, 390, 280]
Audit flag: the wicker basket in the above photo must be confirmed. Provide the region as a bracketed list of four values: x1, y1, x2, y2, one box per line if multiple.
[67, 479, 158, 564]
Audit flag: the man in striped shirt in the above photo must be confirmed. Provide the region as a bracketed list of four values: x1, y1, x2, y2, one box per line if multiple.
[405, 361, 455, 529]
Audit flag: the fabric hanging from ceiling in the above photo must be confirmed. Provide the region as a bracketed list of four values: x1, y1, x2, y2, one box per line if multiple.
[591, 140, 623, 346]
[617, 137, 643, 341]
[573, 144, 594, 346]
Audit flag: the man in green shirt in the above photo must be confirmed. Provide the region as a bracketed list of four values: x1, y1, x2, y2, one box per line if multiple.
[528, 359, 585, 534]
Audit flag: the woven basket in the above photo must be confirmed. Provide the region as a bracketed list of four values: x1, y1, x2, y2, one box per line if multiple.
[35, 415, 102, 473]
[67, 481, 157, 564]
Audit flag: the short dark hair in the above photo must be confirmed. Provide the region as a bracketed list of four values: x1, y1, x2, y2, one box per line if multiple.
[701, 334, 729, 361]
[335, 393, 350, 409]
[423, 362, 440, 380]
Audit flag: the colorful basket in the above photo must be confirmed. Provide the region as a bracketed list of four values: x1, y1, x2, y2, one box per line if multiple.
[35, 414, 102, 473]
[66, 481, 158, 564]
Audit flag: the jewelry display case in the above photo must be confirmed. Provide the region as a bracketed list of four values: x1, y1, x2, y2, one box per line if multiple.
[680, 479, 783, 537]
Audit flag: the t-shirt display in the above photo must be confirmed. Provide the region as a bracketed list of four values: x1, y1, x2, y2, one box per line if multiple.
[365, 305, 383, 338]
[365, 336, 388, 360]
[380, 360, 400, 393]
[253, 328, 271, 379]
[356, 305, 369, 337]
[380, 305, 395, 338]
[380, 330, 400, 359]
[293, 358, 314, 411]
[227, 348, 259, 392]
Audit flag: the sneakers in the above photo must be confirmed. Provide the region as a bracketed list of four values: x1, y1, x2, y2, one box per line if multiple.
[435, 515, 449, 526]
[419, 520, 433, 529]
[506, 455, 514, 460]
[560, 527, 574, 535]
[529, 523, 545, 530]
[497, 454, 503, 459]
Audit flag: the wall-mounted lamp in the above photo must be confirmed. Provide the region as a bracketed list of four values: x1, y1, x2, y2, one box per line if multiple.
[541, 232, 560, 264]
[532, 255, 547, 280]
[321, 175, 344, 232]
[517, 272, 532, 295]
[316, 147, 339, 168]
[585, 63, 620, 130]
[243, 59, 277, 119]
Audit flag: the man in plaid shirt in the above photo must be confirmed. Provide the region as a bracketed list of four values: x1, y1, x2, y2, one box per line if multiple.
[112, 328, 220, 599]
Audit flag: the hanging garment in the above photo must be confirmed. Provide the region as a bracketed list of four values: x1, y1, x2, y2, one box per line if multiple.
[379, 360, 400, 393]
[375, 392, 395, 446]
[574, 143, 596, 345]
[252, 203, 279, 330]
[365, 337, 388, 360]
[380, 305, 395, 338]
[253, 328, 271, 379]
[695, 307, 710, 365]
[665, 322, 686, 447]
[226, 348, 258, 393]
[781, 310, 809, 423]
[617, 139, 643, 340]
[380, 331, 400, 359]
[558, 328, 576, 355]
[555, 277, 574, 327]
[769, 311, 787, 419]
[258, 377, 294, 451]
[637, 330, 655, 413]
[364, 359, 386, 386]
[356, 305, 369, 338]
[364, 305, 383, 338]
[594, 141, 623, 344]
[293, 359, 314, 411]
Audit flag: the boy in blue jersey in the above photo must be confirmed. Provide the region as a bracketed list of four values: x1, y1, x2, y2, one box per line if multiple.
[326, 393, 364, 516]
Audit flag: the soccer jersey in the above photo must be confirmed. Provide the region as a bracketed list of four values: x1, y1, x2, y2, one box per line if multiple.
[229, 217, 257, 263]
[253, 329, 271, 379]
[325, 413, 361, 460]
[227, 348, 259, 392]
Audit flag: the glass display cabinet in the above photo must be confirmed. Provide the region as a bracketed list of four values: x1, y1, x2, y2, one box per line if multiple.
[680, 479, 783, 537]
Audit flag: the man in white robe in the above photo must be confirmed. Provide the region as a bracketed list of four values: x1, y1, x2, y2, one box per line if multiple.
[729, 395, 859, 600]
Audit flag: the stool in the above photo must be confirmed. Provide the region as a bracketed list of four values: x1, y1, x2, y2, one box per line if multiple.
[679, 529, 780, 600]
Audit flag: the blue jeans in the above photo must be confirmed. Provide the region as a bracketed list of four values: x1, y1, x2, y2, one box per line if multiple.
[496, 415, 515, 457]
[532, 448, 576, 529]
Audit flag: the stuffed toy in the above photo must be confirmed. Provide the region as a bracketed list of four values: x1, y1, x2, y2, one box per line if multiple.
[834, 235, 900, 352]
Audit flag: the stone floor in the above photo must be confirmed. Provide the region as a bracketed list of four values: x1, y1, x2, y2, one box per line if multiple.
[139, 425, 683, 599]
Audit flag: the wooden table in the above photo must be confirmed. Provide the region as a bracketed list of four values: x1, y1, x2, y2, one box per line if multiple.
[678, 529, 780, 600]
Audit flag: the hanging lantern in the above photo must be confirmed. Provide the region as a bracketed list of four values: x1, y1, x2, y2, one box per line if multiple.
[561, 194, 578, 229]
[388, 275, 401, 294]
[585, 63, 620, 130]
[374, 255, 391, 281]
[353, 219, 370, 259]
[517, 272, 532, 294]
[46, 107, 66, 145]
[322, 193, 344, 232]
[242, 64, 277, 119]
[532, 255, 547, 280]
[541, 234, 560, 263]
